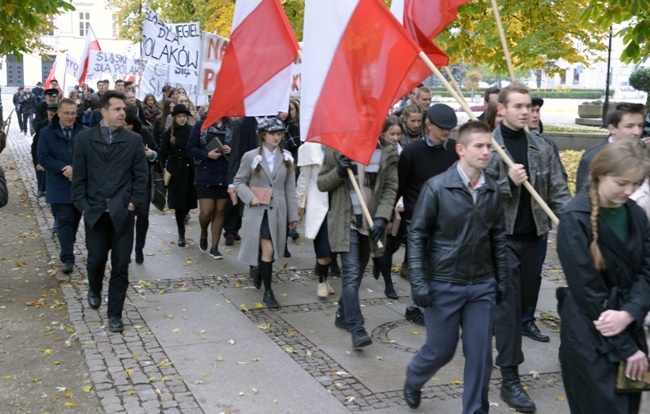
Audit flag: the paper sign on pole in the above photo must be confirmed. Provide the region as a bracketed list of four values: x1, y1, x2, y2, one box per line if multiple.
[65, 53, 82, 79]
[198, 32, 229, 95]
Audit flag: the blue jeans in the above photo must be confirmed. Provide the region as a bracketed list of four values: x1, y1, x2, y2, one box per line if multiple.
[521, 235, 547, 325]
[337, 230, 371, 334]
[50, 203, 81, 264]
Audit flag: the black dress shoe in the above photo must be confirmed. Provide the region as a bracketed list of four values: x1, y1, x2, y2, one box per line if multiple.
[178, 237, 186, 247]
[522, 321, 550, 342]
[335, 313, 349, 331]
[251, 266, 261, 289]
[405, 307, 425, 326]
[289, 227, 299, 241]
[500, 366, 536, 412]
[403, 381, 422, 409]
[62, 262, 74, 274]
[351, 329, 372, 348]
[263, 290, 279, 309]
[385, 287, 398, 300]
[108, 316, 124, 332]
[88, 291, 101, 310]
[135, 248, 144, 264]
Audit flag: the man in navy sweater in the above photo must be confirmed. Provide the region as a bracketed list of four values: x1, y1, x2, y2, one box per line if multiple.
[398, 103, 459, 326]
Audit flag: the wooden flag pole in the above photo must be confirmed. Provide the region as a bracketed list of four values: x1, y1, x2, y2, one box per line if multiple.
[443, 66, 465, 101]
[347, 168, 384, 249]
[417, 51, 559, 225]
[489, 0, 516, 81]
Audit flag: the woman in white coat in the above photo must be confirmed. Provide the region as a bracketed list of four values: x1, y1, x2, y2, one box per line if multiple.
[234, 117, 299, 308]
[296, 142, 335, 298]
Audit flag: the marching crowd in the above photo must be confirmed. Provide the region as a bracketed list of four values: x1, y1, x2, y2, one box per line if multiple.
[12, 78, 650, 414]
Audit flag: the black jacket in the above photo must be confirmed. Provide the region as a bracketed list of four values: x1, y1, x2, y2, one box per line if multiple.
[227, 117, 258, 185]
[72, 125, 148, 231]
[0, 166, 7, 208]
[408, 163, 509, 292]
[575, 140, 608, 194]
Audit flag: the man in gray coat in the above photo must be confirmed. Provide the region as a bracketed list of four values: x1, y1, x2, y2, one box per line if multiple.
[72, 91, 148, 333]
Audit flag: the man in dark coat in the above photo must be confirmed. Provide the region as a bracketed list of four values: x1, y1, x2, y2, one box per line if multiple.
[38, 99, 87, 274]
[13, 86, 26, 133]
[34, 88, 61, 126]
[575, 102, 646, 194]
[72, 91, 148, 333]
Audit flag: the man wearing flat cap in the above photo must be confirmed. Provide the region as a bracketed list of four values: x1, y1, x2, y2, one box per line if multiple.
[397, 103, 460, 327]
[34, 88, 61, 126]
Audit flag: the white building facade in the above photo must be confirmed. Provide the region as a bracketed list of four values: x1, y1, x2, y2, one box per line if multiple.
[1, 0, 134, 93]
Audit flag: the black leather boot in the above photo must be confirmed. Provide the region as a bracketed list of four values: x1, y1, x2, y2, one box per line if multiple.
[500, 366, 536, 412]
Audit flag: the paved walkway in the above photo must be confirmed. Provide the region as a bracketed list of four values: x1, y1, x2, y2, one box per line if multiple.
[3, 94, 647, 413]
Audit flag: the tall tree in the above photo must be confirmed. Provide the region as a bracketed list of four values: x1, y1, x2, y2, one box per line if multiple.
[436, 0, 607, 75]
[582, 0, 650, 63]
[0, 0, 75, 56]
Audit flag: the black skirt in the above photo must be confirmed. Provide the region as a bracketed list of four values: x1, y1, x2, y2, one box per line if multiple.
[195, 185, 228, 200]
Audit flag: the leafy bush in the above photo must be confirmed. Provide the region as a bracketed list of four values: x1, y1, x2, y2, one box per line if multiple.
[629, 68, 650, 108]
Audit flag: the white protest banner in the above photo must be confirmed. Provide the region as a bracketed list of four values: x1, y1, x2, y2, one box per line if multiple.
[137, 60, 206, 106]
[290, 52, 302, 98]
[198, 32, 229, 95]
[88, 51, 142, 79]
[142, 7, 200, 71]
[168, 22, 201, 46]
[65, 53, 82, 79]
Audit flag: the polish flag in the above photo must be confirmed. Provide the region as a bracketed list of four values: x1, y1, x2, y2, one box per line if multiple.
[390, 0, 454, 99]
[202, 0, 300, 130]
[301, 0, 423, 165]
[43, 61, 58, 89]
[77, 25, 101, 87]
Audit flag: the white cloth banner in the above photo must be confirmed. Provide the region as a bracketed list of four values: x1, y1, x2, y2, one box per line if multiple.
[198, 32, 229, 95]
[137, 60, 206, 105]
[88, 51, 142, 79]
[142, 7, 201, 71]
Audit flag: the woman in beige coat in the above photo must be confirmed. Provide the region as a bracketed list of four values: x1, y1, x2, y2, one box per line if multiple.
[296, 142, 335, 298]
[234, 117, 299, 308]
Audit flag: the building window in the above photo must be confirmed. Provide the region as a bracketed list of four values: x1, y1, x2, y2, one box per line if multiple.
[560, 70, 567, 85]
[79, 12, 90, 36]
[112, 17, 120, 39]
[573, 69, 580, 85]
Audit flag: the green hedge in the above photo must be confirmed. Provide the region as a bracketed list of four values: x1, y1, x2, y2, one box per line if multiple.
[428, 88, 612, 99]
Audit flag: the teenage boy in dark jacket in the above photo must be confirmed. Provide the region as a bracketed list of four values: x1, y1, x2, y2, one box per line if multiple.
[403, 121, 509, 412]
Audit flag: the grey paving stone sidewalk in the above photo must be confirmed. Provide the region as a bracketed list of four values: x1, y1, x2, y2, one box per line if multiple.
[2, 97, 601, 413]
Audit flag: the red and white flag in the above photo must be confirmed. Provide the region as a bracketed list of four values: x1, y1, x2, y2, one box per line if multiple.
[390, 0, 454, 98]
[301, 0, 422, 165]
[43, 60, 58, 89]
[202, 0, 299, 130]
[77, 25, 101, 87]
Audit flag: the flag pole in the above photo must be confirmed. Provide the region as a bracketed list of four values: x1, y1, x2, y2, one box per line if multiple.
[346, 169, 384, 249]
[418, 51, 559, 225]
[489, 0, 516, 81]
[442, 66, 469, 106]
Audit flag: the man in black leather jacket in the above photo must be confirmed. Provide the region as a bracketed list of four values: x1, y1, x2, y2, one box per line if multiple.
[403, 121, 509, 412]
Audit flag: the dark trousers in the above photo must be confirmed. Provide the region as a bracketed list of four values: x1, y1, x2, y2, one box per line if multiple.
[51, 203, 81, 263]
[337, 230, 371, 334]
[16, 110, 25, 132]
[86, 212, 134, 318]
[223, 198, 241, 235]
[522, 234, 548, 325]
[407, 278, 496, 414]
[21, 112, 34, 134]
[134, 183, 151, 250]
[495, 236, 539, 367]
[35, 169, 45, 193]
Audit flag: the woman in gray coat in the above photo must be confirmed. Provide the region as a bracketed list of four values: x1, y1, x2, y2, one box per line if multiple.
[234, 117, 299, 308]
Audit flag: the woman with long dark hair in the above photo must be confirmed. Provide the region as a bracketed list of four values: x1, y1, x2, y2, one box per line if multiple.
[160, 104, 197, 247]
[124, 107, 158, 264]
[187, 115, 233, 259]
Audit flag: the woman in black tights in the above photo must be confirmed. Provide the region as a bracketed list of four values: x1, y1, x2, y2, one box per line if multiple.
[160, 104, 197, 246]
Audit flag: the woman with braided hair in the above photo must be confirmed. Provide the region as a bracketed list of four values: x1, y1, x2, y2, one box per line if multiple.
[234, 117, 299, 308]
[557, 140, 650, 413]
